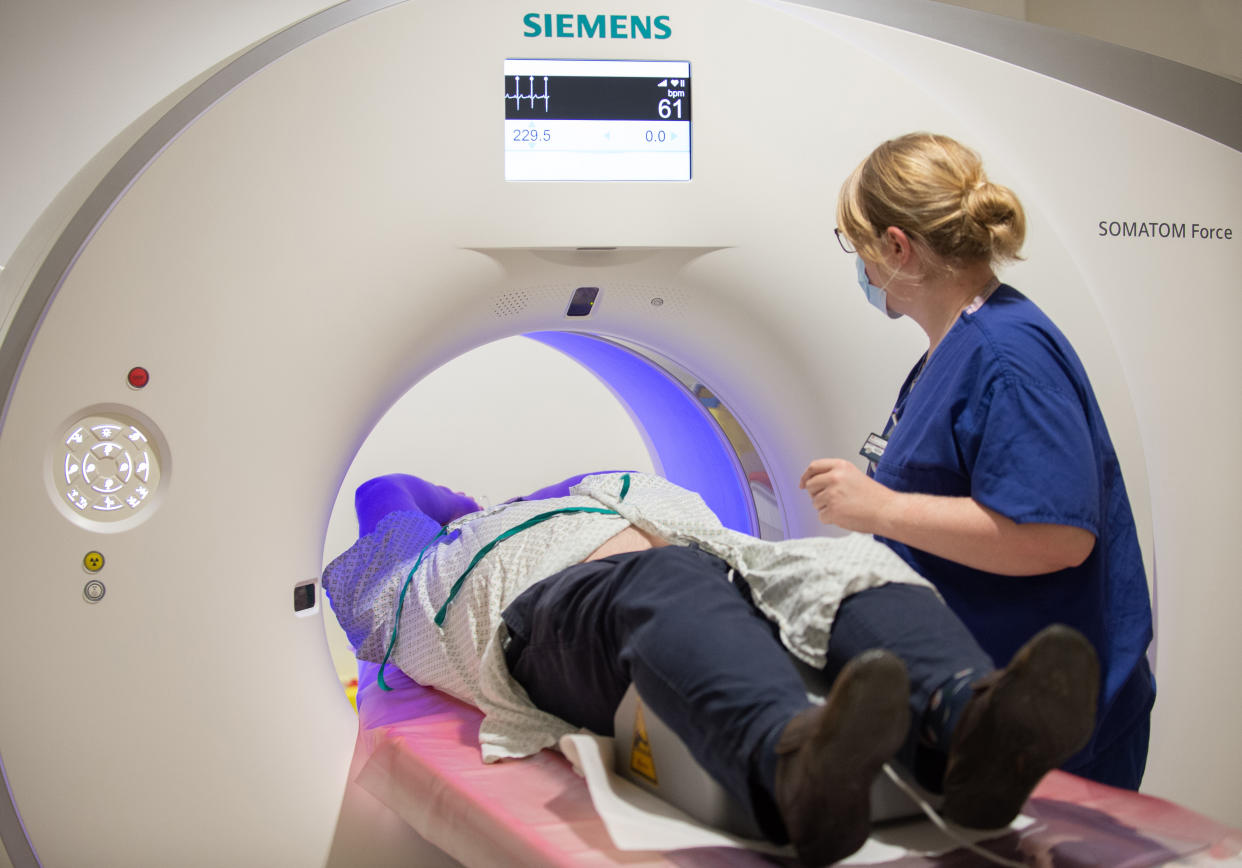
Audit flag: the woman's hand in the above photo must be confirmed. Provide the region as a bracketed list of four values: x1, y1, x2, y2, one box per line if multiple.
[799, 458, 895, 534]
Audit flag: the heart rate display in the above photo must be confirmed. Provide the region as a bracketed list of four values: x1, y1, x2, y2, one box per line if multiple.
[504, 59, 691, 182]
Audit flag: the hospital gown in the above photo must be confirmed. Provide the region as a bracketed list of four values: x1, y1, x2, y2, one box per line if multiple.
[322, 471, 930, 762]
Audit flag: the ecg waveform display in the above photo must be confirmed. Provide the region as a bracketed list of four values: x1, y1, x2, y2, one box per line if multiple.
[505, 76, 692, 121]
[504, 58, 691, 182]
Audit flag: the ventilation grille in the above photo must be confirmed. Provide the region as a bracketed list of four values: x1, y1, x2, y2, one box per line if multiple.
[493, 290, 531, 318]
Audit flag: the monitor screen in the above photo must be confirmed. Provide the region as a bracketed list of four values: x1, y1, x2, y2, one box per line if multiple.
[504, 59, 691, 182]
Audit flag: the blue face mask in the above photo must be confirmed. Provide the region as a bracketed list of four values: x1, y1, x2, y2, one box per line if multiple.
[856, 256, 902, 319]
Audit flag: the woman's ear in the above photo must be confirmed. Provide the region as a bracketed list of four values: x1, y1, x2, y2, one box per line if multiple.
[882, 226, 914, 267]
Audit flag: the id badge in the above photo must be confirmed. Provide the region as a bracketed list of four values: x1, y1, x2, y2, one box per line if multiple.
[859, 432, 887, 465]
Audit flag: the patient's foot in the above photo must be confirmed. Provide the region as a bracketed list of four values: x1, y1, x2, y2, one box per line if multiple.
[773, 649, 909, 866]
[941, 624, 1099, 829]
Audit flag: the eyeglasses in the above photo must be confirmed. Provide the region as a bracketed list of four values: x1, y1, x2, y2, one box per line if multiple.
[834, 228, 856, 254]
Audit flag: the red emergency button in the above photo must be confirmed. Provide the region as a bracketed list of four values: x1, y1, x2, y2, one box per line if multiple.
[127, 367, 150, 389]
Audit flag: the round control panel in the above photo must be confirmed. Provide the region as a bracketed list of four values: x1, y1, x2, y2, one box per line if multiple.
[51, 411, 165, 530]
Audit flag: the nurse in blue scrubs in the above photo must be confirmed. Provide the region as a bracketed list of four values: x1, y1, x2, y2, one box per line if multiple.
[801, 132, 1155, 790]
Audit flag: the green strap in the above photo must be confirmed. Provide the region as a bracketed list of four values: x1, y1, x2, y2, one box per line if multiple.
[378, 473, 633, 691]
[432, 506, 618, 626]
[378, 525, 448, 691]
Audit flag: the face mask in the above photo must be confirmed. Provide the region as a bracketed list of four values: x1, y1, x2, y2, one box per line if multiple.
[855, 255, 903, 319]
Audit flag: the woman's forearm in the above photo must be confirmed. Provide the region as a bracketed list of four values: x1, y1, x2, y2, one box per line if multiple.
[875, 491, 1095, 576]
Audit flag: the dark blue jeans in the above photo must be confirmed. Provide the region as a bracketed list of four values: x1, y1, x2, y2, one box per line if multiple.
[500, 545, 991, 839]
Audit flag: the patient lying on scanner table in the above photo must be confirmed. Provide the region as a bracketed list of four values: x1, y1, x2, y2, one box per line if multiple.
[323, 470, 1100, 866]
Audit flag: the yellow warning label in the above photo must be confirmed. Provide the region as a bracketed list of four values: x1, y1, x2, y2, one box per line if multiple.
[629, 700, 658, 785]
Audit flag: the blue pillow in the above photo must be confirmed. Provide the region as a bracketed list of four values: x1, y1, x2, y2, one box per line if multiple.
[354, 474, 483, 536]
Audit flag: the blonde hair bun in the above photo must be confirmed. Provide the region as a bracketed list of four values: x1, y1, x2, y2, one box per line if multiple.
[837, 133, 1026, 267]
[961, 177, 1026, 263]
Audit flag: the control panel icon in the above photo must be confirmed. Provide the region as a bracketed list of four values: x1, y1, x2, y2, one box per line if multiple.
[52, 410, 164, 529]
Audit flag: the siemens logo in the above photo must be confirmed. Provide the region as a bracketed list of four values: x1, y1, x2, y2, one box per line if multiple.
[523, 13, 671, 39]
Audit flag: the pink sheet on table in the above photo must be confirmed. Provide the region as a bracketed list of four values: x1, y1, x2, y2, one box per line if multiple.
[352, 661, 1242, 867]
[353, 661, 777, 867]
[1023, 773, 1242, 864]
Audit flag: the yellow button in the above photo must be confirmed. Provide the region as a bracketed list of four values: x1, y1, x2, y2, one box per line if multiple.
[83, 551, 105, 573]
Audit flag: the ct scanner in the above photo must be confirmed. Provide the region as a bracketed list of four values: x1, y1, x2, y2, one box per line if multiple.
[1, 0, 1240, 865]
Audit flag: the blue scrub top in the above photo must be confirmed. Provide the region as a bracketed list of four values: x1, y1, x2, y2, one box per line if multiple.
[869, 285, 1155, 781]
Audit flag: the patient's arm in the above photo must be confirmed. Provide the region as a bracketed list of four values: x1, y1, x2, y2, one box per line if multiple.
[355, 474, 483, 535]
[505, 470, 636, 504]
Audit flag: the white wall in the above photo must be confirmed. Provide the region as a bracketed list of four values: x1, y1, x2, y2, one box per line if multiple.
[1028, 0, 1242, 83]
[934, 0, 1028, 21]
[935, 0, 1242, 83]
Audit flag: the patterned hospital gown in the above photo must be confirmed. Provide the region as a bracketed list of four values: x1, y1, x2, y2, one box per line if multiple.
[321, 472, 930, 762]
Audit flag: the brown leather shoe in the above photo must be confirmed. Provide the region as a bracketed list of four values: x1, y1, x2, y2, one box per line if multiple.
[774, 650, 910, 866]
[941, 624, 1099, 829]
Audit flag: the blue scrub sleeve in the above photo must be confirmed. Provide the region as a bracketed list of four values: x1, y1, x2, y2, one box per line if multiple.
[959, 377, 1101, 532]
